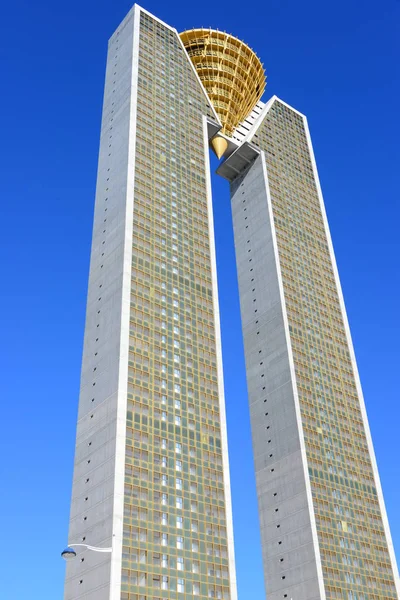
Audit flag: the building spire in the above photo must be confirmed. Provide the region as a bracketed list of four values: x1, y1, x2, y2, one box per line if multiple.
[210, 135, 229, 159]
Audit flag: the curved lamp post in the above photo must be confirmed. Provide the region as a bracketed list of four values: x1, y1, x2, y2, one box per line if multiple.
[61, 543, 112, 561]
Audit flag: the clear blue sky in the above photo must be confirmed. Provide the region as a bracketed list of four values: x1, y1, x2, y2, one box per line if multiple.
[0, 1, 399, 598]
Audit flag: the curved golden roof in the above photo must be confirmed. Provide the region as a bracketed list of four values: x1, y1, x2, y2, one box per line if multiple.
[180, 28, 266, 138]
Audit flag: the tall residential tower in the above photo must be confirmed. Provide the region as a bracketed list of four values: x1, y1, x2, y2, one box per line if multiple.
[64, 5, 400, 600]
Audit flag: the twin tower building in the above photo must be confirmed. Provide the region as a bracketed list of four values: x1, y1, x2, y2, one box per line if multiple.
[64, 5, 400, 600]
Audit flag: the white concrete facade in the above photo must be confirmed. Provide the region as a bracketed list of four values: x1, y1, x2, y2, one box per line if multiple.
[64, 6, 138, 599]
[230, 154, 322, 600]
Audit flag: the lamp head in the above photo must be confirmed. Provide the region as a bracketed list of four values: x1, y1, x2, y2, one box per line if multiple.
[61, 546, 77, 561]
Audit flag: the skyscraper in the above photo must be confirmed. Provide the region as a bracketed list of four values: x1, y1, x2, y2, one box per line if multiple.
[218, 98, 400, 600]
[63, 5, 400, 600]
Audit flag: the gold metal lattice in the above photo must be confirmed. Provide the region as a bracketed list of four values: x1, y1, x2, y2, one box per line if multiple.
[180, 29, 266, 139]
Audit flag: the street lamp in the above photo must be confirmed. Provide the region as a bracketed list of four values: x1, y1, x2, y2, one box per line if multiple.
[61, 543, 112, 561]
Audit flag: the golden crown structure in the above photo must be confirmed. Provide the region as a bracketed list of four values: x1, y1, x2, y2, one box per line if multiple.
[180, 28, 266, 158]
